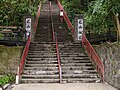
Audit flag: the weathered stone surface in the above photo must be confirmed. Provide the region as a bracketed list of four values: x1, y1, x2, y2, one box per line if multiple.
[94, 42, 120, 88]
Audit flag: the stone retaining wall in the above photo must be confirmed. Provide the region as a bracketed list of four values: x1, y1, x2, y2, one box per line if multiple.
[94, 42, 120, 88]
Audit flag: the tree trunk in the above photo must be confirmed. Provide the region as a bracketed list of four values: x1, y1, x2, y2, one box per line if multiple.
[115, 14, 120, 41]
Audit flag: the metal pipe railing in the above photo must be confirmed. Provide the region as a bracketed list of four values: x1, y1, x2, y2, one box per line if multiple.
[18, 34, 31, 79]
[49, 1, 62, 83]
[56, 0, 104, 82]
[50, 2, 55, 41]
[18, 2, 41, 82]
[55, 33, 62, 83]
[82, 34, 104, 82]
[34, 2, 41, 32]
[56, 0, 74, 34]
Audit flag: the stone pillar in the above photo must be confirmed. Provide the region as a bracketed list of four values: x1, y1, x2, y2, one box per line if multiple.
[23, 13, 34, 42]
[74, 14, 84, 42]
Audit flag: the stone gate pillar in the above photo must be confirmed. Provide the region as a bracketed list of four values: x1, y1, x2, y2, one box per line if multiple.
[74, 14, 84, 42]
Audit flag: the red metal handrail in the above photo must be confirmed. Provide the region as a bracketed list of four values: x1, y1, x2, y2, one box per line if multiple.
[56, 0, 104, 82]
[18, 35, 31, 79]
[55, 33, 62, 83]
[50, 2, 55, 41]
[82, 34, 104, 82]
[18, 2, 41, 80]
[34, 2, 41, 32]
[56, 0, 74, 34]
[50, 1, 62, 83]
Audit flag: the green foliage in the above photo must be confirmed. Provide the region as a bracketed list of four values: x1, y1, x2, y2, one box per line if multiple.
[0, 0, 41, 26]
[0, 74, 15, 85]
[60, 0, 120, 34]
[85, 0, 120, 33]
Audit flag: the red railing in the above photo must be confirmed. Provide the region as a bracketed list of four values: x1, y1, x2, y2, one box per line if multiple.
[34, 2, 41, 32]
[82, 34, 104, 82]
[18, 35, 31, 79]
[56, 0, 104, 82]
[18, 2, 41, 80]
[50, 2, 55, 41]
[56, 0, 74, 34]
[50, 1, 62, 83]
[55, 33, 62, 83]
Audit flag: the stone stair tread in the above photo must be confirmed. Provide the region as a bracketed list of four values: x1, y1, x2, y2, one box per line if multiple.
[20, 78, 60, 83]
[25, 64, 58, 67]
[24, 67, 58, 70]
[62, 78, 101, 83]
[23, 70, 59, 75]
[62, 66, 94, 68]
[61, 63, 93, 66]
[62, 70, 97, 74]
[26, 60, 58, 62]
[28, 51, 56, 53]
[62, 73, 98, 77]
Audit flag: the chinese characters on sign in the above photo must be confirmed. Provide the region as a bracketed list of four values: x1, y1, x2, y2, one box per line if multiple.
[26, 18, 31, 39]
[78, 19, 83, 40]
[26, 18, 31, 32]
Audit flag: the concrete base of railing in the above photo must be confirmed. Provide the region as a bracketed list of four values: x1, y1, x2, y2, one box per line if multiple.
[15, 75, 19, 85]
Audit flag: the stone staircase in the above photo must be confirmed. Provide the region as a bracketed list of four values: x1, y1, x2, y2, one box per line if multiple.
[51, 2, 73, 42]
[21, 42, 60, 83]
[59, 42, 100, 83]
[20, 0, 100, 83]
[34, 3, 52, 42]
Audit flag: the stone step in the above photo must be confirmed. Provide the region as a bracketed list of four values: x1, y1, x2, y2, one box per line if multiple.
[22, 74, 59, 79]
[25, 64, 58, 67]
[26, 61, 58, 64]
[29, 44, 55, 47]
[60, 54, 87, 57]
[28, 51, 56, 53]
[62, 67, 95, 71]
[28, 52, 87, 55]
[27, 55, 57, 58]
[23, 70, 97, 75]
[28, 53, 57, 55]
[28, 48, 56, 51]
[20, 78, 60, 83]
[62, 78, 101, 83]
[61, 63, 93, 66]
[22, 74, 98, 79]
[62, 73, 98, 77]
[27, 58, 58, 60]
[20, 78, 101, 83]
[62, 70, 97, 74]
[60, 57, 89, 59]
[24, 67, 58, 71]
[61, 60, 92, 64]
[23, 70, 59, 75]
[30, 42, 55, 44]
[27, 54, 57, 57]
